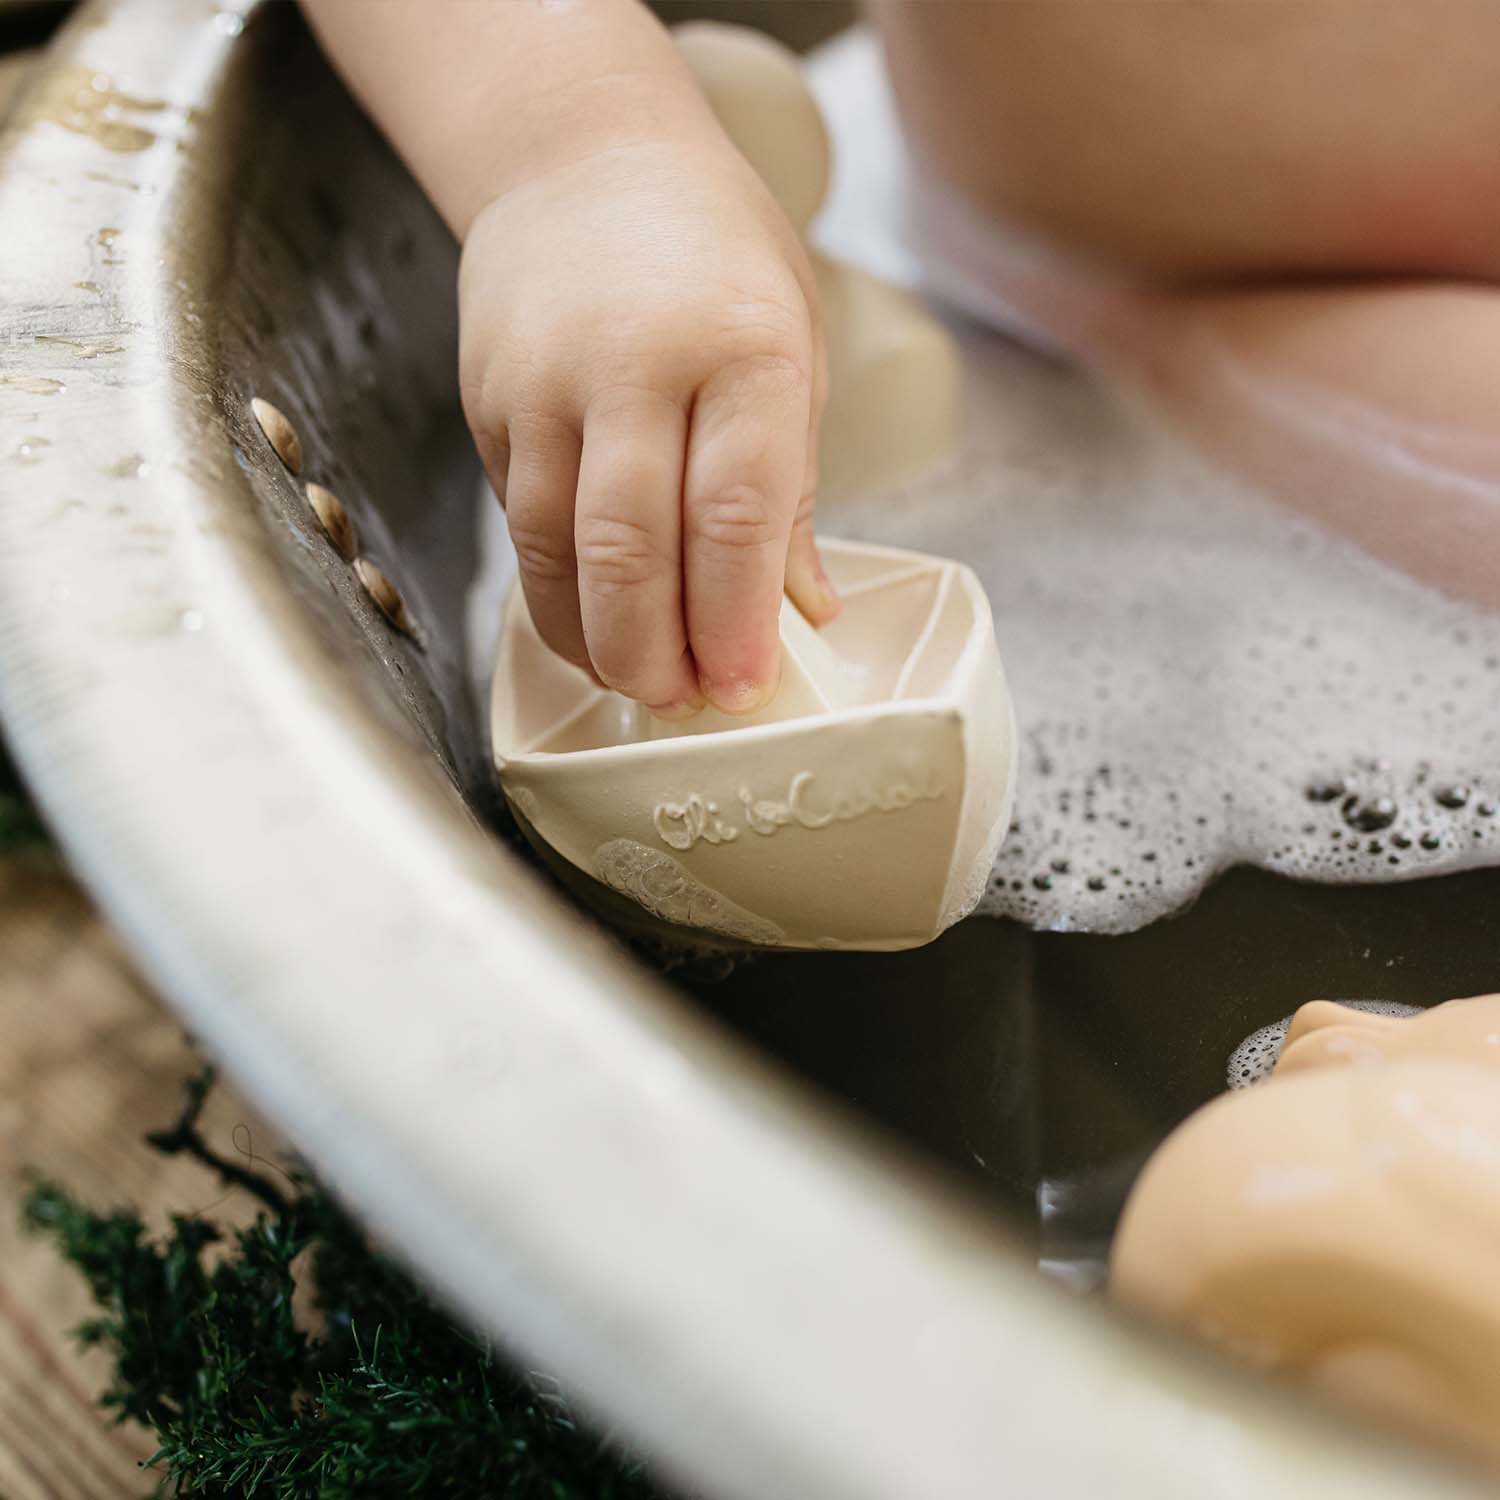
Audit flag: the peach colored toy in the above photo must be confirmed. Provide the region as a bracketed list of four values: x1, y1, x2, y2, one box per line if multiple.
[1276, 993, 1500, 1078]
[1113, 993, 1500, 1468]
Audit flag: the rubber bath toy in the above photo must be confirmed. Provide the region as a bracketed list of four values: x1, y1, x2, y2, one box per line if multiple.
[491, 539, 1016, 950]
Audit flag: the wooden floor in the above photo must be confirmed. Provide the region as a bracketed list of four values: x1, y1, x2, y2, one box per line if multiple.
[0, 850, 275, 1500]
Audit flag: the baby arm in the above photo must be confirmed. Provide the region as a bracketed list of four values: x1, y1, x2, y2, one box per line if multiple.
[304, 0, 837, 717]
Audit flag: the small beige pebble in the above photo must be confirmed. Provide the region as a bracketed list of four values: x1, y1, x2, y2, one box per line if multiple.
[250, 396, 302, 474]
[354, 556, 415, 638]
[305, 482, 357, 560]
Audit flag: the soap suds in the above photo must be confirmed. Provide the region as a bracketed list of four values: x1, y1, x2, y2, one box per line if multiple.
[1228, 1000, 1422, 1089]
[842, 331, 1500, 933]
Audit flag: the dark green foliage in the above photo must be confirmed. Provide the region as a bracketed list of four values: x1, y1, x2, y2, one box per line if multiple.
[24, 1069, 668, 1500]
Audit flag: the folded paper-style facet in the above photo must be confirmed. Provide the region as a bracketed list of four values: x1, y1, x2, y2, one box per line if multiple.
[491, 538, 1016, 950]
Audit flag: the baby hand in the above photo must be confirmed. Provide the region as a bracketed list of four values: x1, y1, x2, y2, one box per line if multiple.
[460, 137, 837, 719]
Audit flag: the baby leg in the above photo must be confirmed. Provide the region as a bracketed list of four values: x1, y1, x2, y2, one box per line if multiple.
[1118, 281, 1500, 608]
[871, 0, 1500, 604]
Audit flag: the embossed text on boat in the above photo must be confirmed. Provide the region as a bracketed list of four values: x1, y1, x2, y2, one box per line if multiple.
[653, 768, 945, 852]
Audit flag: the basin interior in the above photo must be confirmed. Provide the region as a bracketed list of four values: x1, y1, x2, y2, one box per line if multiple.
[189, 7, 1500, 1287]
[683, 864, 1500, 1285]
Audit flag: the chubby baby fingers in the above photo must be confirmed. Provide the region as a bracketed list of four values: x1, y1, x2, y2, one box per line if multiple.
[504, 417, 590, 676]
[783, 355, 839, 628]
[685, 352, 812, 712]
[574, 389, 701, 716]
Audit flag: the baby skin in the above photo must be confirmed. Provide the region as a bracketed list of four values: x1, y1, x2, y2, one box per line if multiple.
[309, 0, 1500, 721]
[876, 0, 1500, 607]
[305, 0, 840, 721]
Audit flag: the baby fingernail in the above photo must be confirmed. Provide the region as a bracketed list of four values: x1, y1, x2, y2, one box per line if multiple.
[706, 678, 771, 714]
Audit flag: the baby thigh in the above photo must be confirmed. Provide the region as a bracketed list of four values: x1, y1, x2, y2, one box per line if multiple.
[873, 0, 1500, 282]
[1122, 281, 1500, 608]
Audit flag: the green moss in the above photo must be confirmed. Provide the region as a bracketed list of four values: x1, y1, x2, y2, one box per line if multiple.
[24, 1069, 669, 1500]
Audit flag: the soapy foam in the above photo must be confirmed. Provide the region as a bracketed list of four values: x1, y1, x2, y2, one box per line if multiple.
[1227, 1000, 1423, 1089]
[837, 331, 1500, 933]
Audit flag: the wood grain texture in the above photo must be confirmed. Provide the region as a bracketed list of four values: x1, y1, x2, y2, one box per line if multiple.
[0, 851, 280, 1500]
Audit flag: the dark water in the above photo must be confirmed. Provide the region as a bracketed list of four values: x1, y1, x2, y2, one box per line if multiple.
[677, 865, 1500, 1284]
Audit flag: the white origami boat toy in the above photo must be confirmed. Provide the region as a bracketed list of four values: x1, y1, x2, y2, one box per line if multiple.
[492, 538, 1017, 950]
